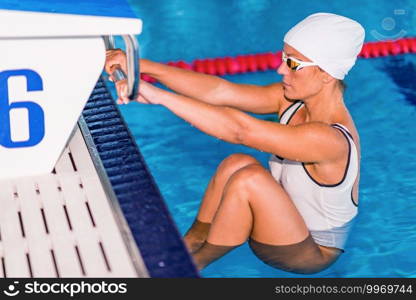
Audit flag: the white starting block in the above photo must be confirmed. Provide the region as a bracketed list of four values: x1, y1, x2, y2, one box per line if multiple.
[0, 9, 140, 178]
[0, 9, 149, 277]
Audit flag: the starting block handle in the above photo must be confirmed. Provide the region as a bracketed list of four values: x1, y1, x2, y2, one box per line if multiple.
[103, 35, 140, 101]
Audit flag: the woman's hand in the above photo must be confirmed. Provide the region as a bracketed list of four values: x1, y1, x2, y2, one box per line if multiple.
[105, 49, 154, 104]
[105, 49, 129, 104]
[105, 49, 127, 76]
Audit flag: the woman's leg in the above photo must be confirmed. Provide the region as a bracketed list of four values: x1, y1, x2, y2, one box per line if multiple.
[192, 164, 339, 272]
[183, 153, 259, 253]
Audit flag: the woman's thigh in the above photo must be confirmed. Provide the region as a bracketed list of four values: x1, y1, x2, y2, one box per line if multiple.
[233, 164, 338, 272]
[237, 164, 309, 245]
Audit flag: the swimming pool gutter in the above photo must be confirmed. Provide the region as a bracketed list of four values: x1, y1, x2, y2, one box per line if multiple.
[80, 77, 200, 278]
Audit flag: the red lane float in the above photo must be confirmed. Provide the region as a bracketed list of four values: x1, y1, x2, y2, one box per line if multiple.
[141, 38, 416, 83]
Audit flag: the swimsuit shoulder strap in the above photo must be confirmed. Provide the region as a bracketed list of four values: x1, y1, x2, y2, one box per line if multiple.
[331, 123, 354, 142]
[279, 101, 304, 125]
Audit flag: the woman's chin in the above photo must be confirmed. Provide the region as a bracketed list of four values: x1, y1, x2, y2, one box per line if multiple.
[283, 90, 297, 101]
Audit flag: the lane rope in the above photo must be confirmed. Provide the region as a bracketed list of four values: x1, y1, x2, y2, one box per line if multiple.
[141, 37, 416, 82]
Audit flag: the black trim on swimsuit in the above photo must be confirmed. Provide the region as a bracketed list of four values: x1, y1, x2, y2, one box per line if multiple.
[333, 124, 359, 206]
[331, 123, 354, 140]
[274, 101, 302, 161]
[301, 126, 352, 188]
[279, 100, 301, 121]
[286, 101, 303, 125]
[282, 104, 358, 204]
[351, 189, 358, 207]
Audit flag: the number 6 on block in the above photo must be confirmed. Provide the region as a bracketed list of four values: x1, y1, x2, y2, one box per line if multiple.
[0, 69, 45, 148]
[0, 37, 105, 180]
[0, 10, 141, 180]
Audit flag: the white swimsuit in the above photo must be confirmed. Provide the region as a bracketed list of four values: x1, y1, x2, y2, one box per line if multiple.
[269, 101, 359, 250]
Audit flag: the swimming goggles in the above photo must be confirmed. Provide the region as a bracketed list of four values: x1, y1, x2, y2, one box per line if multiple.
[282, 52, 318, 71]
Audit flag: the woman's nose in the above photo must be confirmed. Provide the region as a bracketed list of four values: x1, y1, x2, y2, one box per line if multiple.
[277, 61, 288, 76]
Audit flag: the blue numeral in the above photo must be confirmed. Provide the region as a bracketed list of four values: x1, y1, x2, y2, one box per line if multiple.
[0, 69, 45, 148]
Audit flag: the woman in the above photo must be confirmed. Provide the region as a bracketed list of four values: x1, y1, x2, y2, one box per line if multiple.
[105, 13, 364, 274]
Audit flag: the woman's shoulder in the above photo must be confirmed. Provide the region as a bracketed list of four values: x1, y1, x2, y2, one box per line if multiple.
[331, 118, 360, 148]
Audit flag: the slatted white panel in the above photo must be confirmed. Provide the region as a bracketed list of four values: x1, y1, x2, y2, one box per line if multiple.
[37, 174, 83, 277]
[54, 147, 75, 173]
[15, 178, 55, 277]
[0, 125, 147, 278]
[0, 182, 30, 277]
[69, 128, 145, 277]
[68, 128, 96, 172]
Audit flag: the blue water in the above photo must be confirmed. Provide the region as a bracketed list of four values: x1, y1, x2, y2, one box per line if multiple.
[3, 0, 415, 278]
[121, 0, 416, 278]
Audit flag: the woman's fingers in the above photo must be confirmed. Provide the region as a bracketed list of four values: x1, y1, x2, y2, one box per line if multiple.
[112, 71, 154, 105]
[105, 49, 127, 75]
[115, 79, 129, 104]
[107, 59, 160, 105]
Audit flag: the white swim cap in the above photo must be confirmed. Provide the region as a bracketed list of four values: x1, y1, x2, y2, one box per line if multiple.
[283, 13, 365, 80]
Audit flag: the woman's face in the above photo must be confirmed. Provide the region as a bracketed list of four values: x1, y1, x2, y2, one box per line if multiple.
[277, 44, 324, 101]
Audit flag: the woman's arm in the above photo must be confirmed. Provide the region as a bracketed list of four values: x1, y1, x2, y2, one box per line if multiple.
[137, 80, 244, 143]
[105, 49, 285, 114]
[141, 58, 284, 114]
[139, 81, 348, 163]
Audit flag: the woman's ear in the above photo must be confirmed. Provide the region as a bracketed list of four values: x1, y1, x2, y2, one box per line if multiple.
[322, 72, 335, 84]
[316, 67, 334, 84]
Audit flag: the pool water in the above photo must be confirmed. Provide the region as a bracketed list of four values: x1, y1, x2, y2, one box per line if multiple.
[2, 0, 415, 278]
[120, 0, 416, 278]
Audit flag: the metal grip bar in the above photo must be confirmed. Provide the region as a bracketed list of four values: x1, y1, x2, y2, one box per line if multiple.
[103, 35, 140, 101]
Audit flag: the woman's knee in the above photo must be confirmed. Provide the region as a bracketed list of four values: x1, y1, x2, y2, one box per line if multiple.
[228, 163, 269, 189]
[215, 153, 259, 181]
[222, 163, 270, 198]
